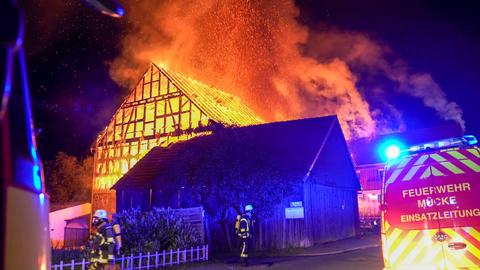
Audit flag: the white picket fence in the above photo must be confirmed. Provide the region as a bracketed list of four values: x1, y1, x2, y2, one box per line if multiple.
[51, 245, 208, 270]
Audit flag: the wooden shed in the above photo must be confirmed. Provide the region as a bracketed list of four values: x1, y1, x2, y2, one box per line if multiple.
[112, 116, 360, 251]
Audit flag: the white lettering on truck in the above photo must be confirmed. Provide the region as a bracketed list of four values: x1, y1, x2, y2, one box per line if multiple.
[402, 182, 471, 198]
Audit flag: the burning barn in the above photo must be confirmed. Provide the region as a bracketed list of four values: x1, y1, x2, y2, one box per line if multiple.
[94, 64, 360, 250]
[91, 62, 262, 214]
[112, 116, 361, 250]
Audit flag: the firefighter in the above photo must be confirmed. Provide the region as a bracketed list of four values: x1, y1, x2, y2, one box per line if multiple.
[237, 204, 254, 266]
[89, 209, 116, 270]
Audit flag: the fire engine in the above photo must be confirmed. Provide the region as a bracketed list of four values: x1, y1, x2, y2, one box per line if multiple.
[381, 135, 480, 269]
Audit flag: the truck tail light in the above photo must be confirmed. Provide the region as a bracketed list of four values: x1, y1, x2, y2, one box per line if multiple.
[448, 242, 467, 250]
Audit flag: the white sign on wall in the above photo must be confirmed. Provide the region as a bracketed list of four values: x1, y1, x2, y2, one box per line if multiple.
[285, 207, 304, 219]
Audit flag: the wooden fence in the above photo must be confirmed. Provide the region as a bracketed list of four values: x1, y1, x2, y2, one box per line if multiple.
[173, 207, 205, 243]
[51, 245, 208, 270]
[63, 228, 89, 248]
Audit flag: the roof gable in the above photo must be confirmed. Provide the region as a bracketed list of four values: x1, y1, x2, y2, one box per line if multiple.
[97, 63, 262, 144]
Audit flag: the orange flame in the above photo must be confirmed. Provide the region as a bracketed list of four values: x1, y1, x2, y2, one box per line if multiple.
[109, 0, 465, 140]
[109, 0, 377, 140]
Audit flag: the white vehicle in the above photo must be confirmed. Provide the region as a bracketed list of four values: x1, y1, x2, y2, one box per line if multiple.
[1, 1, 51, 269]
[381, 136, 480, 270]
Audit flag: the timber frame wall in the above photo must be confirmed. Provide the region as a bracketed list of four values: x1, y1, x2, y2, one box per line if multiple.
[92, 63, 261, 214]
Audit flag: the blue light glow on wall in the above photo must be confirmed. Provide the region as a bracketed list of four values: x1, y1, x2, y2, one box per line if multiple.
[39, 193, 45, 206]
[33, 164, 42, 191]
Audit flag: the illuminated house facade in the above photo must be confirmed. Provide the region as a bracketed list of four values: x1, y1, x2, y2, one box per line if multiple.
[92, 63, 263, 214]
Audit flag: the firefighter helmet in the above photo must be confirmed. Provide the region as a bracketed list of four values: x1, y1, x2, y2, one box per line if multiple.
[245, 204, 253, 212]
[94, 209, 108, 219]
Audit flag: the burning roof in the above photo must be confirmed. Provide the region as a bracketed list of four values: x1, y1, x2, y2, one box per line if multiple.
[150, 62, 263, 126]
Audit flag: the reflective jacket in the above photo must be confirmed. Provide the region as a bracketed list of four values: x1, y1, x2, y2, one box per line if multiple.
[90, 221, 115, 264]
[237, 214, 252, 239]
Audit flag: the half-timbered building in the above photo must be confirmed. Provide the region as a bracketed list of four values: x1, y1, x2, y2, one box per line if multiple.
[92, 63, 262, 214]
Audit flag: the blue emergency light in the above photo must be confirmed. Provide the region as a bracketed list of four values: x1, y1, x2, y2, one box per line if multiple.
[378, 139, 405, 161]
[385, 145, 401, 159]
[463, 135, 478, 145]
[378, 135, 477, 162]
[406, 135, 478, 154]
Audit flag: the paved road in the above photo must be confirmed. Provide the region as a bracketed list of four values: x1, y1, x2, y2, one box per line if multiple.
[187, 246, 384, 270]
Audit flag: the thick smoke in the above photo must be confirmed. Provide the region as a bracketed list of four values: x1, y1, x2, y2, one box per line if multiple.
[109, 0, 464, 140]
[306, 28, 464, 130]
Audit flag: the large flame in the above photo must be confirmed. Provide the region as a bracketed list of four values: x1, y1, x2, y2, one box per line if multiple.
[109, 0, 464, 140]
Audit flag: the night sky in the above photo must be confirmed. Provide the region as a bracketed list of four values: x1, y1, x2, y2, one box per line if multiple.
[24, 0, 480, 161]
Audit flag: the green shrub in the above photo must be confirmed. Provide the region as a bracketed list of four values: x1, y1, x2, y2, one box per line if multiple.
[114, 207, 201, 254]
[51, 248, 85, 264]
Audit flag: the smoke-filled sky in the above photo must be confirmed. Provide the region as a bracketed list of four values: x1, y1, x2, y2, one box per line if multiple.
[25, 0, 479, 160]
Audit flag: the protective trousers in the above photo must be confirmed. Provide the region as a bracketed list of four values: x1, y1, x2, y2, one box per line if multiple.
[88, 262, 117, 270]
[240, 236, 251, 265]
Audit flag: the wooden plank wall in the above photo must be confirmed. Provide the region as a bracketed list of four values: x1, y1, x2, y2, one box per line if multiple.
[206, 218, 232, 252]
[305, 182, 357, 243]
[206, 183, 357, 252]
[253, 184, 357, 250]
[254, 203, 310, 250]
[116, 190, 151, 212]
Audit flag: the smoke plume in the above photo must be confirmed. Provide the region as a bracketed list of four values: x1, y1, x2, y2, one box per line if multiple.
[305, 27, 464, 130]
[109, 0, 464, 140]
